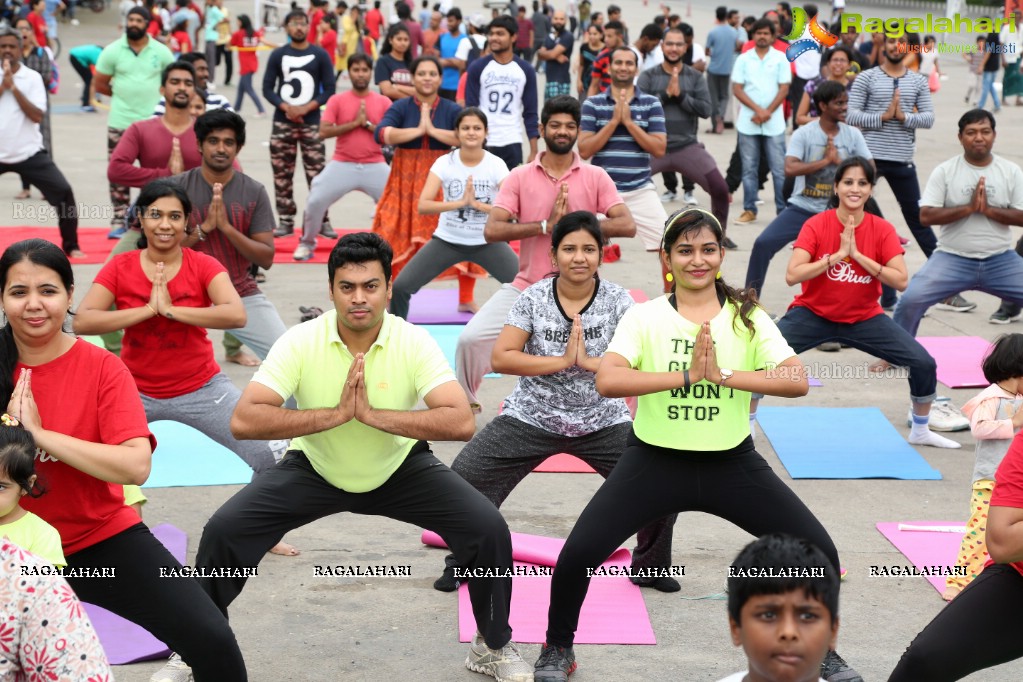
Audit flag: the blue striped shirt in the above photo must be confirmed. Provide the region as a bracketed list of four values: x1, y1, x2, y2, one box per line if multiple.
[580, 89, 666, 192]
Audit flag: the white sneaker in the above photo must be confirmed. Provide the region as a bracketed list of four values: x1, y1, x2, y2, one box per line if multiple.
[659, 190, 677, 203]
[293, 243, 314, 261]
[683, 191, 697, 206]
[465, 632, 533, 682]
[907, 398, 969, 432]
[71, 18, 80, 25]
[150, 653, 192, 682]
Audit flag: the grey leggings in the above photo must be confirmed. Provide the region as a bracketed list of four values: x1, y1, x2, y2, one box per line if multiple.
[141, 373, 286, 474]
[442, 416, 677, 573]
[390, 237, 519, 319]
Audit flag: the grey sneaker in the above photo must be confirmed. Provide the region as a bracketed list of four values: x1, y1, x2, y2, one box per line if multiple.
[534, 643, 577, 681]
[273, 222, 294, 238]
[465, 633, 533, 682]
[817, 342, 841, 352]
[293, 244, 314, 261]
[683, 190, 697, 205]
[320, 224, 338, 239]
[907, 398, 969, 432]
[934, 294, 976, 312]
[150, 653, 192, 682]
[821, 650, 864, 682]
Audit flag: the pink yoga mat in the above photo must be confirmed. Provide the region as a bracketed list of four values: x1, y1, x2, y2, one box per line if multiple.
[876, 521, 966, 594]
[407, 289, 476, 325]
[533, 454, 598, 473]
[421, 530, 653, 644]
[628, 289, 650, 303]
[917, 336, 992, 389]
[83, 523, 187, 665]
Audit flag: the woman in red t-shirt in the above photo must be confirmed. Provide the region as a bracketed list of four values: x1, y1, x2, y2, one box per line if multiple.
[0, 238, 245, 679]
[890, 429, 1023, 680]
[230, 14, 275, 115]
[751, 157, 957, 449]
[75, 180, 280, 475]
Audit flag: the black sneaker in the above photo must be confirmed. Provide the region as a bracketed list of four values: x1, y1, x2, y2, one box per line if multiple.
[534, 643, 577, 681]
[990, 309, 1023, 324]
[629, 575, 681, 592]
[821, 650, 863, 682]
[722, 236, 739, 250]
[433, 565, 460, 592]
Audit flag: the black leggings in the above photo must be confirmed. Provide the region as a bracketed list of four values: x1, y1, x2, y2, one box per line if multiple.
[889, 563, 1023, 681]
[65, 523, 246, 681]
[545, 434, 839, 647]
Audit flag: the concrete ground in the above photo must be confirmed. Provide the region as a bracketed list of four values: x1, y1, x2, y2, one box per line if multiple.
[2, 0, 1023, 679]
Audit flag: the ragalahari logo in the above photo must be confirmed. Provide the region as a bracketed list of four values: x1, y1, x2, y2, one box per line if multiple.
[784, 7, 838, 62]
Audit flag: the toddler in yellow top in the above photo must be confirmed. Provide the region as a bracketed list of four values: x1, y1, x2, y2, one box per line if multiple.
[0, 416, 65, 567]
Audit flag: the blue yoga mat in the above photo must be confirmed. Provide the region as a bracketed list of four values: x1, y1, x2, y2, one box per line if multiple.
[143, 420, 253, 488]
[757, 406, 942, 480]
[421, 325, 500, 378]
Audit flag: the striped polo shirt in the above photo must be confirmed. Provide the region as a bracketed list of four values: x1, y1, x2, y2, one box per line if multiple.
[845, 67, 934, 164]
[580, 88, 666, 192]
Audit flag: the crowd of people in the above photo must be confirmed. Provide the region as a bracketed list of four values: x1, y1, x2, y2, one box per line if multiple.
[2, 0, 1023, 680]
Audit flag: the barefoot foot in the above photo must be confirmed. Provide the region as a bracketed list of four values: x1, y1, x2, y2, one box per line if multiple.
[869, 360, 893, 373]
[68, 249, 87, 259]
[269, 541, 300, 556]
[226, 350, 261, 367]
[457, 301, 480, 314]
[14, 189, 30, 200]
[942, 585, 962, 602]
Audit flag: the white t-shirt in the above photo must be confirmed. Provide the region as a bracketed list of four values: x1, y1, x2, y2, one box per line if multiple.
[718, 674, 827, 682]
[0, 66, 46, 164]
[455, 34, 487, 61]
[921, 153, 1023, 259]
[466, 55, 539, 147]
[430, 150, 510, 246]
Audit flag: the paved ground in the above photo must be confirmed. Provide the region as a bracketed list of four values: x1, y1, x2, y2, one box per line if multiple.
[3, 0, 1023, 680]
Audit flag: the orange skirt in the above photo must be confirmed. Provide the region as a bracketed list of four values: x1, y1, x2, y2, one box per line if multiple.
[372, 147, 486, 280]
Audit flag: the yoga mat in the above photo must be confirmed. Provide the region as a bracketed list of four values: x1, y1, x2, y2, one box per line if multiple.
[0, 227, 117, 264]
[533, 453, 598, 473]
[421, 531, 653, 644]
[420, 325, 500, 378]
[422, 530, 630, 567]
[876, 521, 966, 594]
[628, 288, 650, 303]
[143, 420, 253, 488]
[407, 289, 475, 325]
[83, 523, 187, 664]
[268, 229, 368, 264]
[757, 406, 943, 480]
[917, 336, 991, 389]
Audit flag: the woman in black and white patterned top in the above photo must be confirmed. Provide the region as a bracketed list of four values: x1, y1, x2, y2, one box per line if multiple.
[431, 211, 678, 593]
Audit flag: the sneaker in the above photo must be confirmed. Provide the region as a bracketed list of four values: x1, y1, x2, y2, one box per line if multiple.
[907, 398, 969, 432]
[934, 294, 977, 313]
[293, 244, 314, 261]
[70, 17, 79, 25]
[273, 223, 294, 237]
[80, 104, 96, 112]
[533, 643, 577, 681]
[107, 226, 126, 239]
[433, 565, 461, 592]
[320, 224, 338, 239]
[465, 633, 533, 682]
[734, 210, 757, 224]
[990, 309, 1022, 324]
[683, 190, 697, 206]
[150, 653, 192, 682]
[755, 198, 764, 206]
[722, 236, 739, 250]
[821, 650, 863, 682]
[630, 575, 681, 592]
[817, 342, 841, 352]
[659, 190, 677, 203]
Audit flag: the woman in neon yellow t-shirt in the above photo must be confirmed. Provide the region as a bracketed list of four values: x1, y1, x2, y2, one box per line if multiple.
[534, 208, 857, 680]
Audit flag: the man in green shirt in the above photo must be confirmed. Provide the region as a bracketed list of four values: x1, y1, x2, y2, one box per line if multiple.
[193, 232, 534, 682]
[94, 6, 174, 237]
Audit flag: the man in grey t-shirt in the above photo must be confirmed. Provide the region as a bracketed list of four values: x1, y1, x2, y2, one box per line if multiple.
[893, 109, 1023, 336]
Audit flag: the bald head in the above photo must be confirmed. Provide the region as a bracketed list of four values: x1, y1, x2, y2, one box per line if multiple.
[552, 9, 567, 31]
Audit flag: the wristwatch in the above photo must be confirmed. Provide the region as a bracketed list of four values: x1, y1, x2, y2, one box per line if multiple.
[718, 368, 734, 385]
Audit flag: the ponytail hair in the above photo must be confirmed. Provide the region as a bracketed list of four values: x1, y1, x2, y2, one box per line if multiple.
[0, 239, 75, 406]
[662, 208, 760, 338]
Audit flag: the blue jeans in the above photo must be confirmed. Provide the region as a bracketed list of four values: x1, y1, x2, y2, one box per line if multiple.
[738, 132, 786, 215]
[893, 250, 1023, 336]
[778, 305, 937, 402]
[745, 205, 815, 296]
[234, 73, 264, 113]
[874, 159, 936, 309]
[978, 70, 1001, 111]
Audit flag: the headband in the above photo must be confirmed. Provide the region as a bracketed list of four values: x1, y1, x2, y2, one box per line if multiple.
[662, 207, 722, 248]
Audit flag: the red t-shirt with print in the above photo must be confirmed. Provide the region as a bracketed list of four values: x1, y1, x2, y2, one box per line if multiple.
[94, 249, 224, 398]
[990, 432, 1023, 577]
[789, 210, 904, 324]
[18, 340, 156, 556]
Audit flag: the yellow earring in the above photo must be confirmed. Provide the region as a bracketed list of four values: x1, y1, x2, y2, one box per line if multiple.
[665, 273, 673, 283]
[716, 272, 722, 280]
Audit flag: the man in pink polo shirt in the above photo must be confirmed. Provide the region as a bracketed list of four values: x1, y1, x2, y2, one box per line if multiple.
[455, 94, 636, 411]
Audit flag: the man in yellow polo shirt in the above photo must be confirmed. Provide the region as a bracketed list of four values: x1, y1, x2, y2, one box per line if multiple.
[94, 6, 174, 238]
[193, 232, 533, 682]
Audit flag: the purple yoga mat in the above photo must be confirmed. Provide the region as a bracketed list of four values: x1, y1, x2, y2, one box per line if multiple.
[876, 521, 966, 594]
[407, 289, 475, 325]
[83, 523, 187, 665]
[917, 336, 991, 389]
